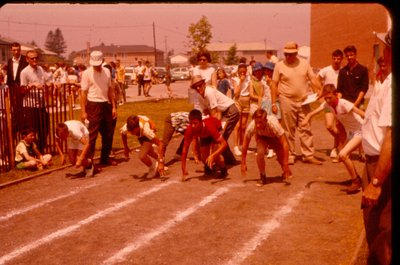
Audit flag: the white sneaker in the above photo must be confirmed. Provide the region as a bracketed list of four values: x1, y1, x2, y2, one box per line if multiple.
[288, 155, 295, 165]
[233, 146, 242, 156]
[267, 149, 276, 158]
[148, 161, 158, 178]
[330, 148, 338, 158]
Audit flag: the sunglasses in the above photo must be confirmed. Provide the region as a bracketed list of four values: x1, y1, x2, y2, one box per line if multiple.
[198, 58, 207, 62]
[28, 57, 38, 60]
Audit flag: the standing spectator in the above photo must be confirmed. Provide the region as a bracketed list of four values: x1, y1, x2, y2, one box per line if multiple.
[109, 61, 123, 105]
[115, 59, 126, 103]
[135, 60, 145, 96]
[241, 109, 292, 186]
[232, 63, 251, 157]
[216, 67, 231, 97]
[189, 50, 217, 111]
[265, 50, 279, 64]
[190, 75, 239, 165]
[360, 29, 392, 265]
[6, 42, 29, 134]
[316, 49, 344, 162]
[271, 41, 322, 165]
[143, 60, 154, 97]
[337, 45, 369, 109]
[80, 50, 117, 170]
[20, 50, 52, 153]
[164, 64, 173, 98]
[337, 45, 369, 161]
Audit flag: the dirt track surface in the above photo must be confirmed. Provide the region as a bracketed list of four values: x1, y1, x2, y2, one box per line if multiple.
[0, 117, 367, 265]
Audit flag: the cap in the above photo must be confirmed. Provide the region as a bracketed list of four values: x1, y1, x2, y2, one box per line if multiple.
[283, 41, 298, 53]
[375, 29, 392, 47]
[190, 75, 205, 89]
[264, 62, 275, 71]
[89, 50, 104, 66]
[252, 62, 264, 72]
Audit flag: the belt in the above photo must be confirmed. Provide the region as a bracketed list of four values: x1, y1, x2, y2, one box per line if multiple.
[365, 155, 379, 163]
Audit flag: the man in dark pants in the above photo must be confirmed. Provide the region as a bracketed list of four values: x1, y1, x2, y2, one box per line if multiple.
[6, 42, 29, 135]
[80, 50, 117, 173]
[190, 75, 239, 165]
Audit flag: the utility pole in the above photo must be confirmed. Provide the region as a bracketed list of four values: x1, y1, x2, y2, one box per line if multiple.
[164, 36, 168, 65]
[153, 22, 157, 67]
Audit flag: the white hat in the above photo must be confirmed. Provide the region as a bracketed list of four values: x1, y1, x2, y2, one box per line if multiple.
[89, 50, 104, 66]
[283, 41, 298, 53]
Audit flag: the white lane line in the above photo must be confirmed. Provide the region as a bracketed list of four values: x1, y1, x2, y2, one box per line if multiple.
[0, 183, 100, 222]
[225, 191, 305, 265]
[0, 181, 176, 265]
[103, 185, 232, 265]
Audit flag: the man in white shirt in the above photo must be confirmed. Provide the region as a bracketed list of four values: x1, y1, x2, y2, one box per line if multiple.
[360, 29, 392, 265]
[190, 75, 239, 165]
[20, 50, 52, 153]
[80, 50, 117, 170]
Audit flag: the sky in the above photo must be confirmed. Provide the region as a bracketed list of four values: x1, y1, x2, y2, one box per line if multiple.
[0, 3, 311, 56]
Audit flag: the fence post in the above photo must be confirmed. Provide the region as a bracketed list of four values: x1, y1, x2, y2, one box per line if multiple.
[5, 89, 15, 168]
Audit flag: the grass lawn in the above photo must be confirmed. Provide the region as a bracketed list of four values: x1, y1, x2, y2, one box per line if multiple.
[0, 98, 193, 185]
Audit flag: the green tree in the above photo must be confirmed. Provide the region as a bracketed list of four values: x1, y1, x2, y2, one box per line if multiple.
[224, 44, 239, 65]
[44, 28, 67, 58]
[186, 15, 213, 56]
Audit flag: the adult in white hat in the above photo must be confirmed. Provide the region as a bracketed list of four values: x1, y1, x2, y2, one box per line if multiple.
[80, 50, 117, 175]
[361, 28, 392, 265]
[270, 41, 322, 165]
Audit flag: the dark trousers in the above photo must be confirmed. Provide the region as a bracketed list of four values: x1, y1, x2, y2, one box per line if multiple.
[24, 107, 49, 153]
[362, 157, 392, 265]
[86, 101, 114, 163]
[162, 114, 184, 155]
[221, 104, 240, 164]
[137, 75, 144, 95]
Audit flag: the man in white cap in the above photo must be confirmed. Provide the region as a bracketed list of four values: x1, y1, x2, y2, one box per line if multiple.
[360, 29, 392, 265]
[270, 41, 322, 165]
[80, 50, 117, 175]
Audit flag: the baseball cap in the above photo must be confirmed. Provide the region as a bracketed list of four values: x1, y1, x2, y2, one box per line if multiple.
[283, 42, 298, 53]
[264, 62, 275, 71]
[89, 50, 104, 66]
[190, 75, 205, 89]
[252, 62, 264, 72]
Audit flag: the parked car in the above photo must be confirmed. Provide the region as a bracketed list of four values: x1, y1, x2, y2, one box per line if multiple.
[124, 66, 137, 85]
[152, 67, 167, 84]
[171, 67, 191, 81]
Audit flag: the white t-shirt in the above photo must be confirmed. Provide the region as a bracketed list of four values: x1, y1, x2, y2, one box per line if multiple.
[321, 98, 363, 133]
[120, 115, 156, 140]
[64, 120, 89, 150]
[362, 73, 392, 156]
[198, 86, 235, 113]
[233, 75, 251, 97]
[245, 115, 284, 138]
[192, 66, 215, 85]
[318, 65, 340, 88]
[80, 67, 111, 103]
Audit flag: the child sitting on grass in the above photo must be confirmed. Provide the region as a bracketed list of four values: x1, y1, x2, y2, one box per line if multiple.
[120, 115, 162, 178]
[15, 128, 52, 170]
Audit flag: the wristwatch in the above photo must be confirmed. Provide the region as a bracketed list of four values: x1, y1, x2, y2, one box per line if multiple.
[372, 177, 381, 187]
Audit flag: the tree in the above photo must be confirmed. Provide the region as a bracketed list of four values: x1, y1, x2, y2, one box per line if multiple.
[186, 15, 213, 56]
[44, 28, 67, 57]
[224, 44, 239, 65]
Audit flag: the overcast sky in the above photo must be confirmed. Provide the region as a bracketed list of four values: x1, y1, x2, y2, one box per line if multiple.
[0, 3, 311, 56]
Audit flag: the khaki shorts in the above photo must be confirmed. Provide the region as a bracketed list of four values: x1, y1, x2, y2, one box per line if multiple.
[235, 96, 250, 114]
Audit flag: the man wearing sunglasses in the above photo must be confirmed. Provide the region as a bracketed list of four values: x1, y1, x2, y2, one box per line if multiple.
[20, 50, 52, 153]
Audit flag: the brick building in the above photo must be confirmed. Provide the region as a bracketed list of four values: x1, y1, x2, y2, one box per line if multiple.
[310, 3, 391, 77]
